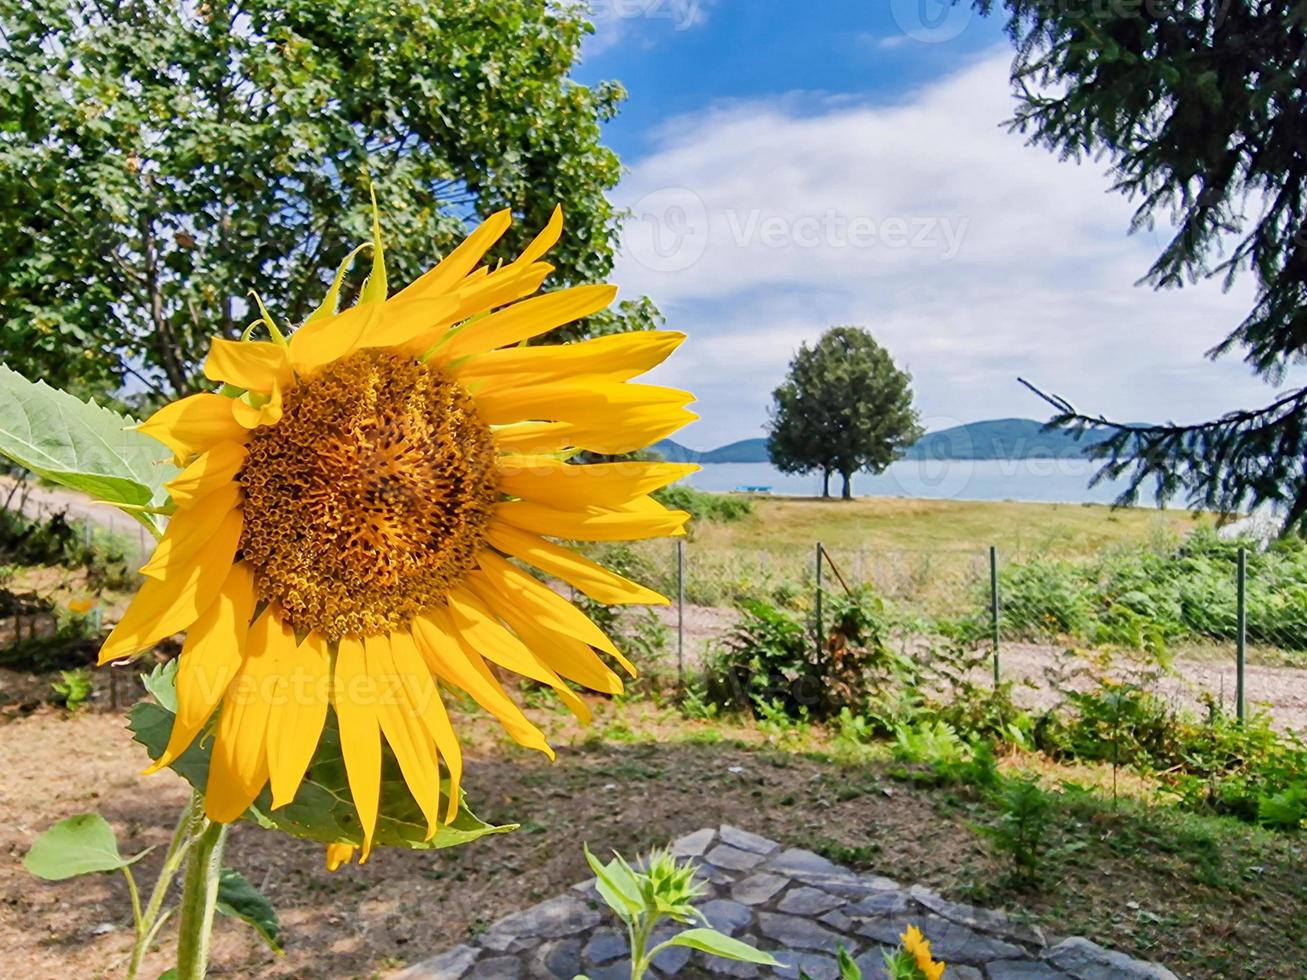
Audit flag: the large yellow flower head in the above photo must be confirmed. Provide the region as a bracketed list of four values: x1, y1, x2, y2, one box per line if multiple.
[102, 202, 695, 863]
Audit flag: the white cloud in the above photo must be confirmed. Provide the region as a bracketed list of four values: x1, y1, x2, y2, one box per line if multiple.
[582, 0, 712, 57]
[614, 50, 1292, 448]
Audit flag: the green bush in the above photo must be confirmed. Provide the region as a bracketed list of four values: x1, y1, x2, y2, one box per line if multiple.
[0, 506, 131, 589]
[997, 529, 1307, 651]
[653, 484, 754, 524]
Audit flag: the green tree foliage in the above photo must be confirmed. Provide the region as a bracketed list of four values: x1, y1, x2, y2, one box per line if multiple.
[0, 0, 649, 402]
[974, 1, 1307, 528]
[766, 326, 923, 499]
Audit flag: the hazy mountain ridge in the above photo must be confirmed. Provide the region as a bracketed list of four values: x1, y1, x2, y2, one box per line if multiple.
[653, 418, 1109, 464]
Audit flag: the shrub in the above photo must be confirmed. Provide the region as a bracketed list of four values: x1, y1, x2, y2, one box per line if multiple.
[652, 484, 754, 524]
[976, 776, 1056, 887]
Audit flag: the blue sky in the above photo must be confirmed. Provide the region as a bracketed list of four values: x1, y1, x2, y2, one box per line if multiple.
[571, 1, 1291, 450]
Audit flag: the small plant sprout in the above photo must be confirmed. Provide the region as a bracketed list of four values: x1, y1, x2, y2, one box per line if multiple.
[52, 667, 94, 712]
[582, 845, 781, 979]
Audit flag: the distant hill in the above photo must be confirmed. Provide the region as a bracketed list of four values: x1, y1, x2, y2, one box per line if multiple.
[902, 418, 1109, 461]
[652, 418, 1109, 464]
[653, 438, 768, 463]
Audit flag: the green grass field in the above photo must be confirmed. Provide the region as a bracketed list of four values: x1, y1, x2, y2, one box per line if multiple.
[689, 495, 1212, 558]
[611, 496, 1214, 610]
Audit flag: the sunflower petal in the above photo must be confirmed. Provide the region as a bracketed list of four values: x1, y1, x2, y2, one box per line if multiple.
[206, 610, 280, 822]
[390, 629, 463, 822]
[474, 551, 635, 674]
[495, 498, 689, 541]
[139, 483, 241, 580]
[231, 377, 284, 429]
[445, 588, 590, 723]
[435, 284, 616, 361]
[468, 575, 623, 694]
[204, 339, 293, 393]
[484, 522, 669, 606]
[396, 209, 512, 303]
[366, 634, 442, 839]
[99, 508, 243, 663]
[164, 442, 247, 507]
[143, 562, 256, 774]
[515, 205, 562, 266]
[288, 298, 386, 372]
[358, 295, 460, 349]
[266, 626, 330, 810]
[455, 330, 685, 385]
[493, 421, 584, 454]
[333, 636, 381, 860]
[138, 393, 246, 460]
[404, 263, 554, 355]
[498, 458, 698, 509]
[410, 610, 553, 758]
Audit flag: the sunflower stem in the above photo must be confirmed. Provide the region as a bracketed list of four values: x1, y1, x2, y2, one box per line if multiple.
[174, 814, 228, 980]
[126, 792, 203, 980]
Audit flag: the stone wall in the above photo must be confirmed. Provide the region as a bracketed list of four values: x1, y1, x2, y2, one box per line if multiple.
[394, 825, 1181, 980]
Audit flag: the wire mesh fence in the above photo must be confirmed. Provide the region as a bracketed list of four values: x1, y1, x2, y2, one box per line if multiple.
[637, 531, 1307, 726]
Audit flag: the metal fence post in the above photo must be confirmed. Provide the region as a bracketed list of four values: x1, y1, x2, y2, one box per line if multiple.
[1236, 546, 1247, 724]
[815, 542, 824, 661]
[676, 537, 685, 694]
[989, 545, 1001, 684]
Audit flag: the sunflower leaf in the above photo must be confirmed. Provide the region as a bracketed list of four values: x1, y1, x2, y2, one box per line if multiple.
[140, 658, 179, 713]
[656, 927, 781, 966]
[216, 868, 282, 953]
[129, 701, 514, 851]
[0, 363, 176, 514]
[23, 813, 137, 880]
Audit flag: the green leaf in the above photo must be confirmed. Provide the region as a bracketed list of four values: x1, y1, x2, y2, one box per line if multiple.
[140, 658, 179, 713]
[216, 869, 282, 953]
[837, 945, 863, 979]
[0, 363, 177, 513]
[157, 971, 177, 980]
[584, 844, 644, 921]
[23, 813, 137, 880]
[660, 927, 781, 966]
[129, 702, 514, 852]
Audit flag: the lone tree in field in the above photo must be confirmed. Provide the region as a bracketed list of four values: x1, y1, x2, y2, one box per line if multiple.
[767, 327, 923, 499]
[974, 1, 1307, 530]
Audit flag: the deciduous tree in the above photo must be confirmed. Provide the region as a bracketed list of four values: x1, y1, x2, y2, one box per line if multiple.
[0, 0, 649, 403]
[767, 327, 922, 499]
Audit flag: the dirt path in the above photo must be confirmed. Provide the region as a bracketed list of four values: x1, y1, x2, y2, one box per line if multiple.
[1, 476, 155, 561]
[993, 641, 1307, 732]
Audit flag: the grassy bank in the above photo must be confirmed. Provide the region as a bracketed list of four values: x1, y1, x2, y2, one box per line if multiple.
[609, 495, 1213, 613]
[688, 494, 1211, 556]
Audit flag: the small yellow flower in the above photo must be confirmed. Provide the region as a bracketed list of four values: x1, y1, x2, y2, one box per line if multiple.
[68, 598, 96, 614]
[325, 843, 357, 872]
[902, 925, 946, 980]
[105, 202, 696, 861]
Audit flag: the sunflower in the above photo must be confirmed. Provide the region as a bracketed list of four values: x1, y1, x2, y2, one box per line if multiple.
[101, 203, 696, 864]
[901, 925, 946, 980]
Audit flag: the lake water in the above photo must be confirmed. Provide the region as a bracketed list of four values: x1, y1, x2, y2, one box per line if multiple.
[685, 458, 1155, 506]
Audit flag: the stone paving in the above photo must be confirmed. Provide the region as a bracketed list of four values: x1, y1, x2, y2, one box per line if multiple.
[393, 826, 1181, 980]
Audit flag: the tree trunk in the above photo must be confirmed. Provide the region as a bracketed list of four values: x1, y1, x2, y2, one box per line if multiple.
[821, 470, 831, 498]
[841, 471, 853, 499]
